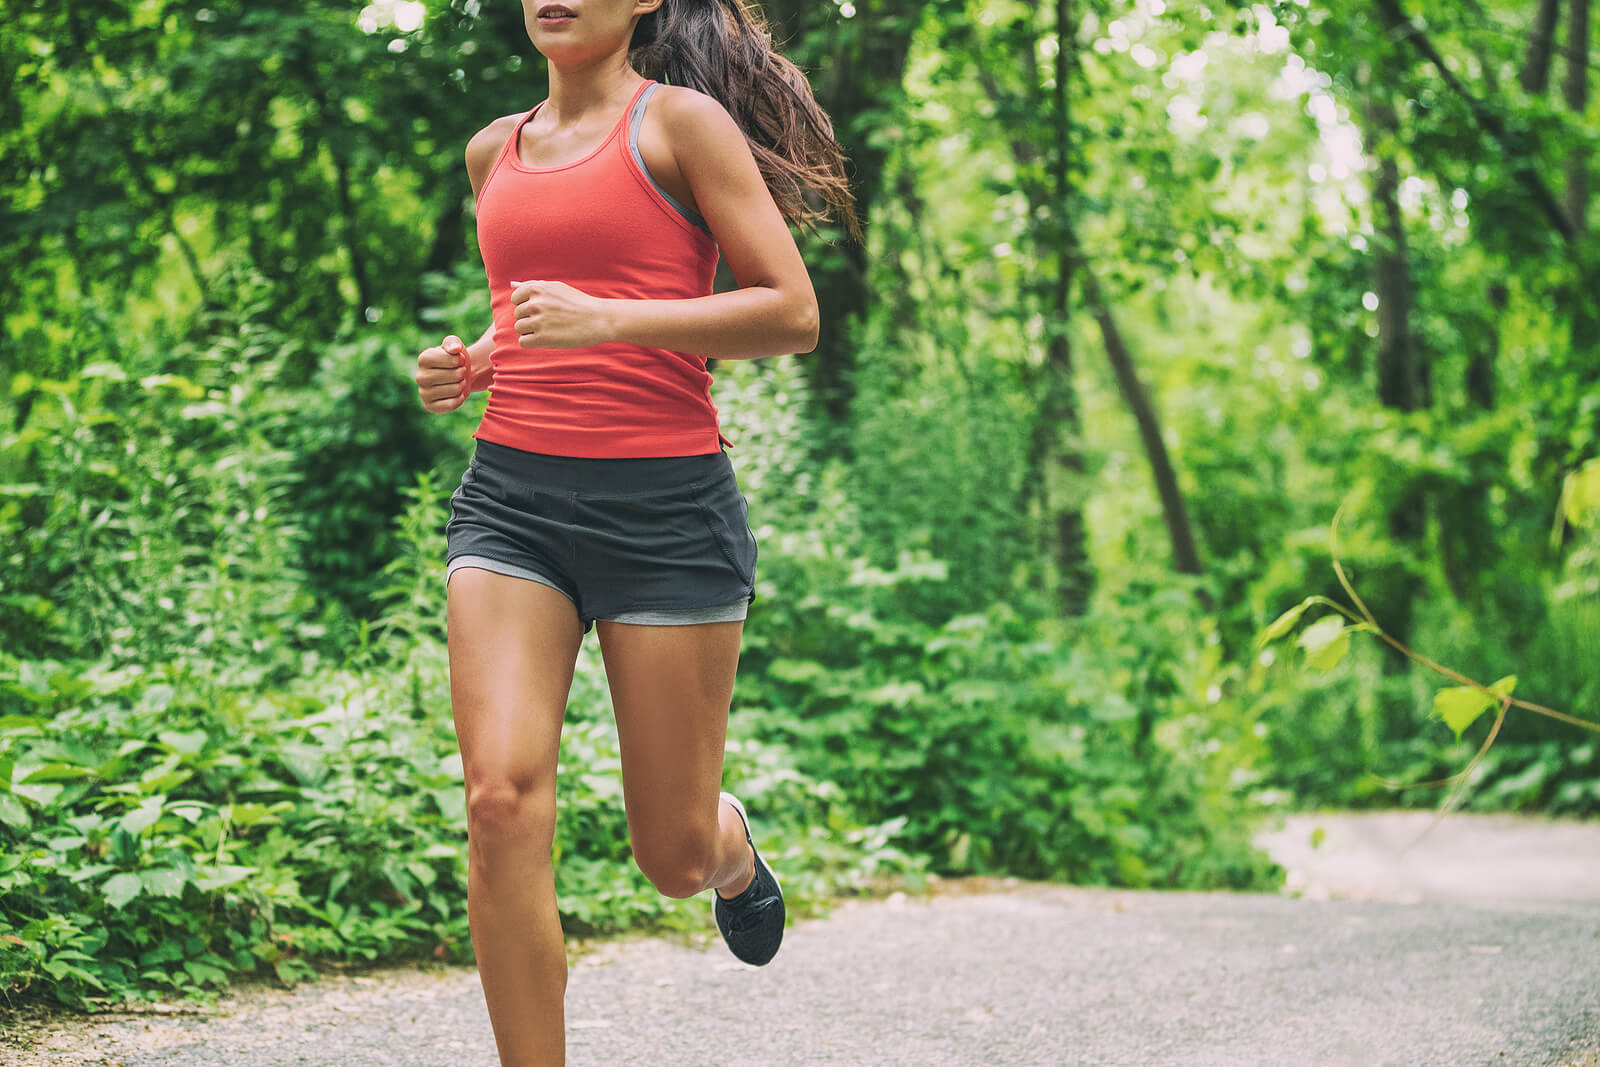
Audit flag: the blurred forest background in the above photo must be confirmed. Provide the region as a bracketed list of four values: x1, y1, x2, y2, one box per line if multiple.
[2, 0, 1598, 1009]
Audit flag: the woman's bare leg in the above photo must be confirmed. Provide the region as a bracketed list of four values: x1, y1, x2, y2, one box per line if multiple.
[595, 619, 756, 902]
[448, 569, 584, 1067]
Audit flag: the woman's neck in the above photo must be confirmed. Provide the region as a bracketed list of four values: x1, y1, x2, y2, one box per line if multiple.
[543, 56, 643, 125]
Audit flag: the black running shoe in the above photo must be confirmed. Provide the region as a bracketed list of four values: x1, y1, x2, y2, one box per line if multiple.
[714, 792, 785, 966]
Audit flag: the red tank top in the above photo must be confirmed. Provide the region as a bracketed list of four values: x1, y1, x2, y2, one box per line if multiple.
[472, 80, 724, 458]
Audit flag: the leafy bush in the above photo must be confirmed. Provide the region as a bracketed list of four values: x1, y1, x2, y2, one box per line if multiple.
[0, 471, 908, 1009]
[721, 361, 1281, 891]
[0, 328, 916, 1009]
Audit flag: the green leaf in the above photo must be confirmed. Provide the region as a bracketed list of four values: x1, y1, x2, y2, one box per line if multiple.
[1257, 598, 1313, 648]
[273, 958, 303, 987]
[142, 867, 188, 898]
[1434, 688, 1492, 740]
[1297, 616, 1350, 671]
[157, 729, 209, 756]
[1433, 676, 1516, 740]
[224, 802, 285, 828]
[768, 658, 828, 684]
[17, 763, 93, 783]
[9, 771, 62, 807]
[0, 794, 29, 830]
[102, 872, 144, 909]
[1305, 631, 1350, 670]
[140, 769, 194, 793]
[276, 745, 327, 787]
[194, 865, 255, 892]
[182, 960, 228, 987]
[120, 796, 166, 835]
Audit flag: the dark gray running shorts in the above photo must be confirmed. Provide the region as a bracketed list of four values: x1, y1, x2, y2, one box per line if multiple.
[444, 438, 757, 632]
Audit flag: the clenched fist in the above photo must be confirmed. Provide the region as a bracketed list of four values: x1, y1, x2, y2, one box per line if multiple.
[511, 279, 610, 350]
[415, 334, 474, 413]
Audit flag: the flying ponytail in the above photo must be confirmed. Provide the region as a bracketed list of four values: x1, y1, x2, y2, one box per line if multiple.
[630, 0, 862, 241]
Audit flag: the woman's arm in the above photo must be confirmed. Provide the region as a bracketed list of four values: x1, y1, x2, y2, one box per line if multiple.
[460, 115, 523, 392]
[510, 88, 819, 361]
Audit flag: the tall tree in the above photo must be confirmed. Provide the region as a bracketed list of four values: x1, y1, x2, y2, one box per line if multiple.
[762, 0, 925, 426]
[1081, 271, 1204, 577]
[1563, 0, 1591, 239]
[956, 0, 1211, 607]
[1359, 35, 1429, 659]
[1522, 0, 1563, 94]
[958, 0, 1094, 614]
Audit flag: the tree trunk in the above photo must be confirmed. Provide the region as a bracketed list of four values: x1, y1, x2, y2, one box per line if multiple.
[1046, 0, 1093, 615]
[1033, 328, 1093, 617]
[1081, 271, 1204, 577]
[1467, 282, 1507, 410]
[1563, 0, 1590, 237]
[1373, 144, 1422, 414]
[1522, 0, 1562, 94]
[1563, 0, 1597, 369]
[763, 0, 921, 425]
[1364, 76, 1426, 665]
[330, 143, 371, 320]
[960, 1, 1093, 613]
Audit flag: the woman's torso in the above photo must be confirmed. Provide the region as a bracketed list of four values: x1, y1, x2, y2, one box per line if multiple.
[473, 79, 724, 459]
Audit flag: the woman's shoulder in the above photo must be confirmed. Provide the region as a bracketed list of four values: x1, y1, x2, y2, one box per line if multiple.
[465, 110, 533, 196]
[646, 85, 745, 156]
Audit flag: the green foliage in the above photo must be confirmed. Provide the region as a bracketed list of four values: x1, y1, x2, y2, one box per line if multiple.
[722, 361, 1279, 891]
[1433, 675, 1516, 741]
[0, 457, 907, 1009]
[1, 282, 329, 669]
[1564, 459, 1600, 529]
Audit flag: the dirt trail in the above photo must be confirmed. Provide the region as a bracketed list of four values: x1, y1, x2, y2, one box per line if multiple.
[4, 812, 1598, 1067]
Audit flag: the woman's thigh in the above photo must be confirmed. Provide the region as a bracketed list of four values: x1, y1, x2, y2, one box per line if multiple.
[448, 567, 584, 813]
[595, 619, 744, 852]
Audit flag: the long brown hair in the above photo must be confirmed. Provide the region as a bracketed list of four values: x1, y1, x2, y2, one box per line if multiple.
[630, 0, 862, 241]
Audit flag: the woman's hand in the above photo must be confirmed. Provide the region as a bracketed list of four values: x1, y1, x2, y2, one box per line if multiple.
[511, 280, 611, 350]
[415, 334, 474, 413]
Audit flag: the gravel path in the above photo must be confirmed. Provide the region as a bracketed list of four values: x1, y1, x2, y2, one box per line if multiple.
[6, 812, 1599, 1067]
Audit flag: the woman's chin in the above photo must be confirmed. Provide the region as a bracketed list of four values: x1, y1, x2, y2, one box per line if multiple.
[526, 31, 602, 63]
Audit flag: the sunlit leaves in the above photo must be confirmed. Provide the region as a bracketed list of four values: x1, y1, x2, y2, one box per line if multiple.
[1254, 600, 1358, 671]
[1296, 614, 1352, 670]
[1562, 459, 1600, 529]
[100, 872, 144, 910]
[1433, 675, 1517, 741]
[1256, 597, 1314, 647]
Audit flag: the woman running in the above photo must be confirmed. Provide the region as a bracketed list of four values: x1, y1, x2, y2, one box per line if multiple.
[412, 0, 857, 1062]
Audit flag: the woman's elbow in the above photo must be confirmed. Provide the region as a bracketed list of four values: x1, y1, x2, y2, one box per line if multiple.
[790, 298, 820, 355]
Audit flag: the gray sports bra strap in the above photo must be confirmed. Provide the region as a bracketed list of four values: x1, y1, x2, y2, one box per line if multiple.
[628, 83, 713, 237]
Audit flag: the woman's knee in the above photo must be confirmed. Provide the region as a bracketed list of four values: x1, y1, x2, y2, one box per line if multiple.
[465, 774, 557, 851]
[631, 821, 720, 899]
